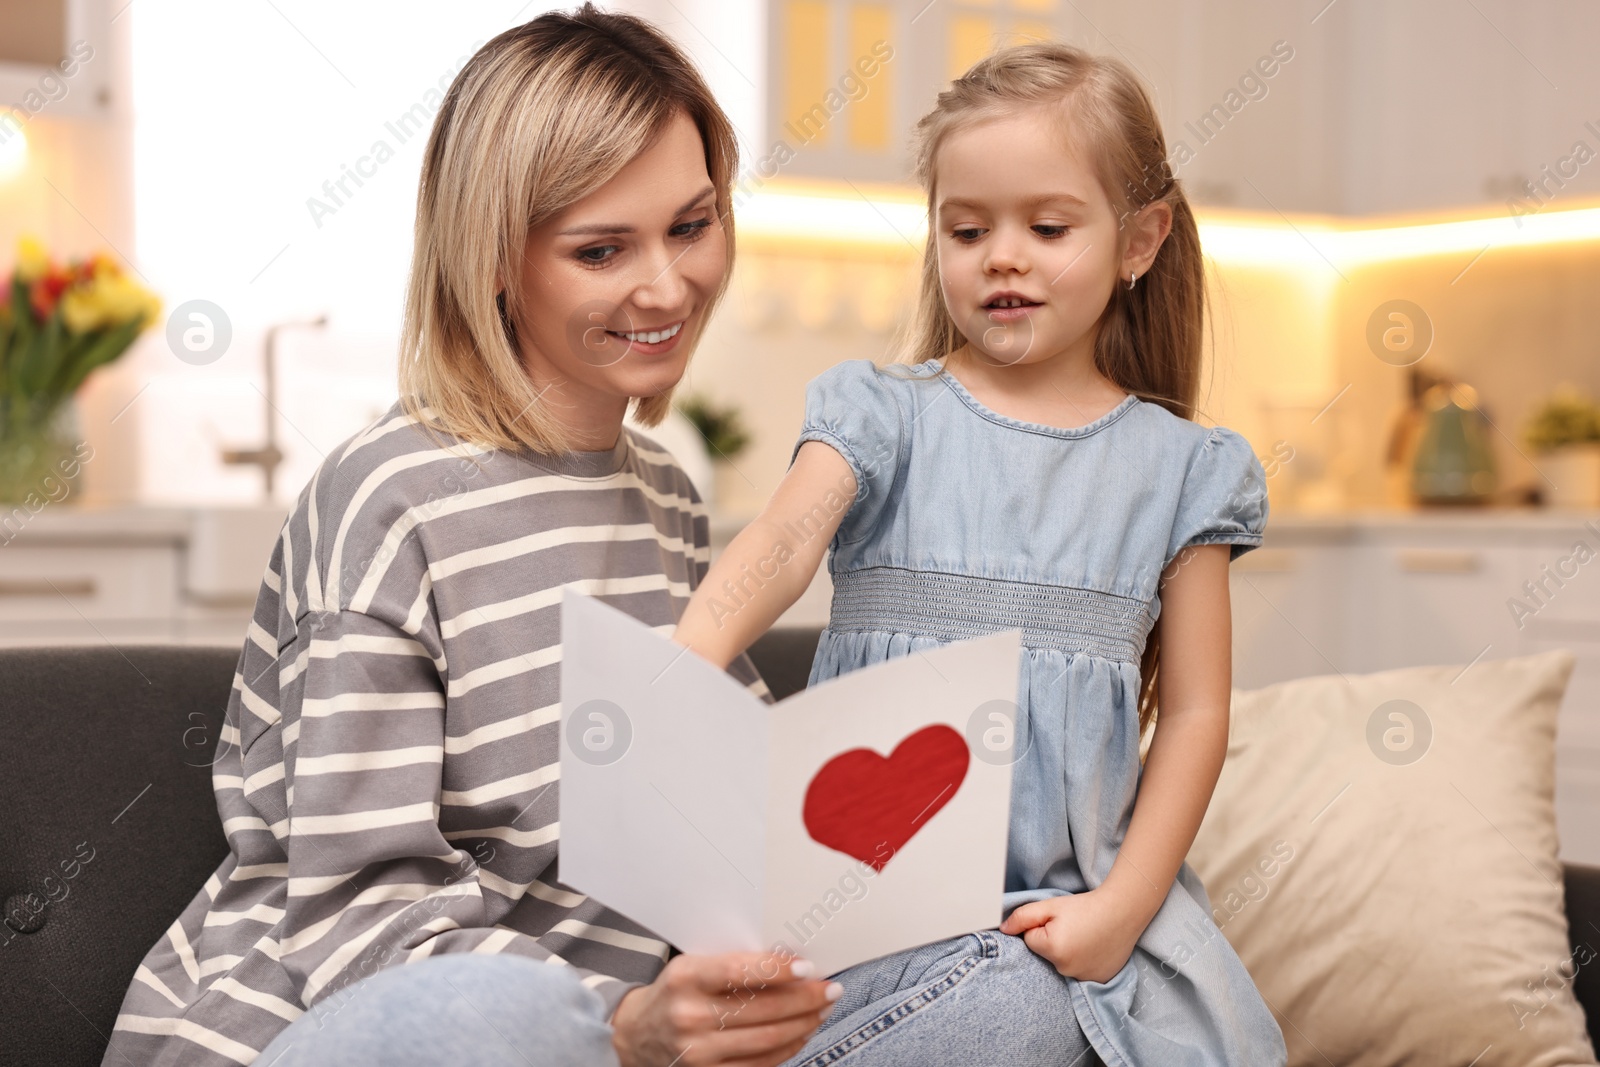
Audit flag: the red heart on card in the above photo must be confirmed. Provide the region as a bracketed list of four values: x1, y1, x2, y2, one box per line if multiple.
[802, 724, 970, 872]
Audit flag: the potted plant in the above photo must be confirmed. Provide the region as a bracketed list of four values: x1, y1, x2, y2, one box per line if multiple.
[1524, 385, 1600, 509]
[0, 236, 161, 501]
[676, 392, 752, 512]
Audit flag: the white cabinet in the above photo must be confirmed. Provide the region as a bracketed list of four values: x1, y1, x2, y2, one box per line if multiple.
[0, 544, 179, 633]
[1332, 0, 1600, 216]
[760, 0, 1600, 215]
[0, 505, 284, 648]
[1238, 513, 1600, 862]
[1230, 542, 1350, 687]
[1133, 0, 1600, 215]
[1513, 541, 1600, 863]
[1347, 540, 1527, 675]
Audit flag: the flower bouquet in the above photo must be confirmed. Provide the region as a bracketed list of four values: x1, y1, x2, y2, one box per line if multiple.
[0, 236, 161, 501]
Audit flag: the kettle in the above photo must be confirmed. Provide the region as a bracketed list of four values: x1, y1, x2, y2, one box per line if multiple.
[1411, 381, 1497, 505]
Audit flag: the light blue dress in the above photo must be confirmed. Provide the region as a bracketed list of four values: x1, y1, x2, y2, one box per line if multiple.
[794, 358, 1287, 1067]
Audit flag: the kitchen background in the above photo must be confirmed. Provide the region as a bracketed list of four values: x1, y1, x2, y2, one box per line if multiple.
[3, 0, 1600, 856]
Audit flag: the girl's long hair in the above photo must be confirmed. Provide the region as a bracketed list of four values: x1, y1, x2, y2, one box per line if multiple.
[899, 42, 1208, 744]
[398, 2, 739, 456]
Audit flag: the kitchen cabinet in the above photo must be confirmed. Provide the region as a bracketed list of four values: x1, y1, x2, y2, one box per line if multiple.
[761, 0, 1600, 215]
[0, 505, 286, 647]
[1237, 512, 1600, 863]
[0, 0, 116, 121]
[1346, 539, 1527, 675]
[1109, 0, 1600, 215]
[0, 543, 180, 641]
[1230, 540, 1351, 686]
[1335, 0, 1600, 216]
[1516, 541, 1600, 868]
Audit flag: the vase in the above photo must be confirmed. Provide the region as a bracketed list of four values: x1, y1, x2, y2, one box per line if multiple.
[1541, 443, 1600, 509]
[0, 400, 86, 505]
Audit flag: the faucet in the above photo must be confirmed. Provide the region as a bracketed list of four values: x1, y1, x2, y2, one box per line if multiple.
[223, 314, 328, 498]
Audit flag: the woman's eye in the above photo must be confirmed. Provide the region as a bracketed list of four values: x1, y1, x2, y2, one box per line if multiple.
[575, 245, 620, 267]
[1034, 224, 1068, 238]
[951, 227, 984, 242]
[671, 217, 712, 239]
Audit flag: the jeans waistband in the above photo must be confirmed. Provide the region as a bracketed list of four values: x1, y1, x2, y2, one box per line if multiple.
[828, 566, 1153, 663]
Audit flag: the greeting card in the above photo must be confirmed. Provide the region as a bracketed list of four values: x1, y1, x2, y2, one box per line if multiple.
[558, 589, 1021, 977]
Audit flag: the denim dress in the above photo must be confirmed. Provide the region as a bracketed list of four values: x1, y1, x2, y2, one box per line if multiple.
[794, 359, 1288, 1067]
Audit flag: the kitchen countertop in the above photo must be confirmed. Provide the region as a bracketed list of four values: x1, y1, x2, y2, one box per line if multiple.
[13, 502, 1599, 553]
[1, 503, 200, 545]
[0, 504, 290, 601]
[1257, 507, 1600, 546]
[0, 504, 288, 543]
[711, 506, 1600, 543]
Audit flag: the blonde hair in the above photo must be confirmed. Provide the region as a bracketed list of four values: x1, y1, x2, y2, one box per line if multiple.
[901, 41, 1210, 740]
[399, 3, 739, 455]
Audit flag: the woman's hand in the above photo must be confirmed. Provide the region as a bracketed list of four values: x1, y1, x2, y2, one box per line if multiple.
[999, 888, 1144, 984]
[610, 951, 842, 1067]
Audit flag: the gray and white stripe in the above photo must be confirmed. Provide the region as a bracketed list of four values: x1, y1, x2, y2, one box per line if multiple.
[102, 402, 765, 1066]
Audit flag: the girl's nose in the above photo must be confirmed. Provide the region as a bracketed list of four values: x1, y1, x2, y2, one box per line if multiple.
[983, 228, 1030, 274]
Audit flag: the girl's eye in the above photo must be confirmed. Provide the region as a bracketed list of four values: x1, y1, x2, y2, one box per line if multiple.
[671, 217, 713, 239]
[951, 227, 984, 242]
[1034, 224, 1068, 238]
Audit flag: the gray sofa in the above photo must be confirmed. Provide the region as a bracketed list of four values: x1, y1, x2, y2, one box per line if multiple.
[2, 636, 1596, 1065]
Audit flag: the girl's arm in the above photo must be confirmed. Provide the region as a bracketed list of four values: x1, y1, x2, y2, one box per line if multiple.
[1100, 542, 1233, 927]
[1001, 543, 1233, 980]
[674, 440, 857, 668]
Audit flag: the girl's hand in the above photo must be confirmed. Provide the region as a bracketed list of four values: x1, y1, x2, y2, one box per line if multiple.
[999, 888, 1143, 984]
[610, 952, 842, 1067]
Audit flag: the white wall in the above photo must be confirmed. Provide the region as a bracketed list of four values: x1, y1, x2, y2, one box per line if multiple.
[105, 0, 761, 506]
[35, 0, 1600, 506]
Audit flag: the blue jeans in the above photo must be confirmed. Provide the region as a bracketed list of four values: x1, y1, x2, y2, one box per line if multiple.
[255, 930, 1100, 1066]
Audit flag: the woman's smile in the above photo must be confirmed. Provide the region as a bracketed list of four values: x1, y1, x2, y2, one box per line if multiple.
[606, 317, 688, 355]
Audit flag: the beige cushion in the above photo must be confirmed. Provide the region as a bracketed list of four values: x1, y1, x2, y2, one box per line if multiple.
[1186, 649, 1597, 1067]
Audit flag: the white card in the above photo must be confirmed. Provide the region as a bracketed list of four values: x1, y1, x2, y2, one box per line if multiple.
[558, 589, 1021, 977]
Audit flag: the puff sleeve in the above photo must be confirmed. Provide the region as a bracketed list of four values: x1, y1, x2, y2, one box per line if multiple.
[791, 359, 906, 545]
[1164, 426, 1269, 567]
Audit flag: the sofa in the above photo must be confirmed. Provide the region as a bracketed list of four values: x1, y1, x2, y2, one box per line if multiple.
[2, 635, 1597, 1065]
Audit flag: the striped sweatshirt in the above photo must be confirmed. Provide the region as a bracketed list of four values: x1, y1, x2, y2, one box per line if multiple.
[104, 401, 765, 1065]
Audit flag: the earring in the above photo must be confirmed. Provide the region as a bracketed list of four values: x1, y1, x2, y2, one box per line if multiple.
[1127, 270, 1138, 290]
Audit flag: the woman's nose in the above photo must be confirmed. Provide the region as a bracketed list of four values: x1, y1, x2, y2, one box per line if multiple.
[630, 244, 692, 311]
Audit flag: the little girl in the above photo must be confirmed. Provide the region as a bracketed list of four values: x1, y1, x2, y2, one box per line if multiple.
[676, 42, 1289, 1067]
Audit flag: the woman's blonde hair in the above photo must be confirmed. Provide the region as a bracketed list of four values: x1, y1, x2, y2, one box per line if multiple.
[901, 41, 1209, 740]
[399, 3, 739, 455]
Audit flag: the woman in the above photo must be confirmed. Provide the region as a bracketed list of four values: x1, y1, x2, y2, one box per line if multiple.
[105, 7, 1099, 1067]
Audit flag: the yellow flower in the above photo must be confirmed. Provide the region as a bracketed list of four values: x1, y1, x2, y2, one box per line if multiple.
[14, 235, 49, 283]
[60, 271, 161, 334]
[60, 287, 102, 332]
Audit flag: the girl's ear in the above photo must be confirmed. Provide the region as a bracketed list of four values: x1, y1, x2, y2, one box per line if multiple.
[1121, 201, 1174, 278]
